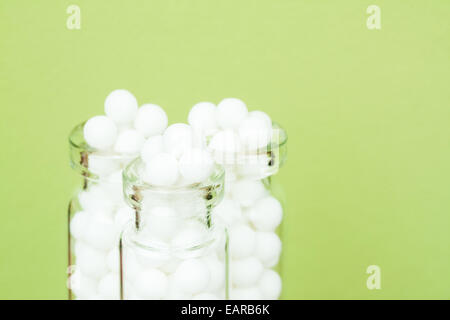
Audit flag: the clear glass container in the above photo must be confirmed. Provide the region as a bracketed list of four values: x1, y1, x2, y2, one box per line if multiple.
[210, 123, 287, 299]
[67, 123, 136, 300]
[120, 158, 227, 300]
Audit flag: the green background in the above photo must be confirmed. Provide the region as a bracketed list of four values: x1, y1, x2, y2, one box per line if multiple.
[1, 0, 449, 299]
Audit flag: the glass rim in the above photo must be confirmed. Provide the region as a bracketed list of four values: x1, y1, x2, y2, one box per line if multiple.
[68, 121, 139, 161]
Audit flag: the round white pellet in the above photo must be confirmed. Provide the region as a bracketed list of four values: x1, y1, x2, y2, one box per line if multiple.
[69, 270, 98, 299]
[122, 249, 142, 282]
[216, 98, 248, 129]
[229, 225, 256, 259]
[134, 247, 170, 269]
[104, 89, 138, 125]
[193, 293, 219, 300]
[231, 179, 267, 207]
[249, 196, 283, 231]
[163, 123, 193, 159]
[142, 206, 179, 242]
[76, 243, 108, 278]
[98, 273, 120, 300]
[88, 153, 121, 176]
[212, 198, 242, 227]
[134, 104, 168, 137]
[106, 247, 120, 273]
[160, 257, 181, 274]
[254, 232, 282, 267]
[249, 110, 272, 128]
[231, 257, 263, 287]
[171, 221, 209, 249]
[235, 153, 272, 178]
[113, 129, 145, 154]
[238, 116, 272, 150]
[203, 255, 225, 293]
[165, 276, 192, 300]
[70, 211, 89, 241]
[113, 206, 133, 234]
[230, 287, 263, 300]
[178, 148, 214, 184]
[188, 102, 218, 136]
[209, 130, 242, 154]
[84, 214, 117, 251]
[83, 115, 118, 150]
[140, 135, 164, 163]
[208, 130, 242, 165]
[134, 268, 169, 299]
[173, 258, 210, 295]
[78, 185, 116, 212]
[259, 269, 282, 300]
[144, 153, 179, 186]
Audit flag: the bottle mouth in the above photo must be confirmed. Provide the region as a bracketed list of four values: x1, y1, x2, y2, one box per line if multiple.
[68, 122, 138, 181]
[206, 122, 288, 179]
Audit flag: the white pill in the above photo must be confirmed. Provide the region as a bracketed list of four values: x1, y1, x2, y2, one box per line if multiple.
[178, 148, 214, 184]
[212, 198, 242, 227]
[193, 293, 219, 300]
[69, 270, 98, 299]
[70, 211, 89, 241]
[203, 255, 225, 292]
[144, 153, 179, 186]
[84, 214, 117, 251]
[254, 232, 282, 267]
[134, 268, 169, 299]
[208, 130, 242, 165]
[88, 153, 121, 176]
[134, 104, 168, 137]
[259, 270, 281, 300]
[163, 123, 193, 159]
[142, 206, 179, 242]
[230, 287, 263, 300]
[174, 258, 210, 295]
[98, 273, 120, 300]
[171, 221, 208, 249]
[249, 196, 283, 231]
[188, 102, 218, 136]
[249, 110, 272, 128]
[165, 276, 192, 300]
[235, 153, 271, 178]
[106, 247, 120, 273]
[122, 249, 142, 282]
[83, 115, 118, 150]
[229, 225, 256, 259]
[160, 257, 181, 274]
[104, 89, 138, 125]
[76, 243, 108, 278]
[135, 248, 170, 269]
[140, 135, 164, 163]
[238, 116, 272, 150]
[78, 185, 115, 212]
[113, 129, 145, 154]
[231, 257, 263, 287]
[114, 206, 133, 234]
[231, 179, 267, 207]
[216, 98, 248, 129]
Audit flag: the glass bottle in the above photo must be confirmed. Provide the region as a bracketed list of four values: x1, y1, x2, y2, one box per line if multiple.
[120, 158, 227, 300]
[210, 123, 287, 299]
[67, 123, 135, 300]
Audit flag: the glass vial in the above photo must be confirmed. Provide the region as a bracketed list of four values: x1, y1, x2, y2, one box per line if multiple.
[120, 158, 228, 300]
[67, 123, 135, 300]
[211, 123, 287, 299]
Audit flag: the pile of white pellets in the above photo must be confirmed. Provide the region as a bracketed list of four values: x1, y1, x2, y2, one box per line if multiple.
[69, 89, 284, 300]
